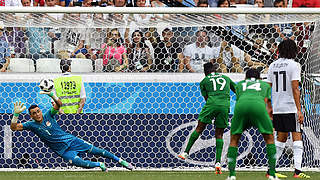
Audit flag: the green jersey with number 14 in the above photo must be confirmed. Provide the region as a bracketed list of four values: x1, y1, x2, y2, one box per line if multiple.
[235, 78, 271, 104]
[200, 72, 236, 107]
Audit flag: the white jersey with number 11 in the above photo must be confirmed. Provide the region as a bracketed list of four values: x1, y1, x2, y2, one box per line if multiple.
[267, 58, 301, 114]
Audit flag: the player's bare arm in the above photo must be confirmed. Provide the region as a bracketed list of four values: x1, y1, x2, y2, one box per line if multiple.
[292, 80, 303, 124]
[265, 98, 273, 121]
[10, 101, 26, 131]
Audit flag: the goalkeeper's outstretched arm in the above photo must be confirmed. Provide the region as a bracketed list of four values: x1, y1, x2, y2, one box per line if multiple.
[40, 91, 62, 111]
[10, 101, 26, 131]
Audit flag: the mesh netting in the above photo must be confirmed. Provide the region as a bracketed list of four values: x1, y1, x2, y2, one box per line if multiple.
[0, 8, 319, 170]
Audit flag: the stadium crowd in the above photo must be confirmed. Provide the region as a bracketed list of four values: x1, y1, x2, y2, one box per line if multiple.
[0, 0, 318, 73]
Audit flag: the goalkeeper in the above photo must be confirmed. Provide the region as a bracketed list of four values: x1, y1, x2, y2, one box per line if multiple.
[178, 62, 236, 174]
[10, 90, 133, 171]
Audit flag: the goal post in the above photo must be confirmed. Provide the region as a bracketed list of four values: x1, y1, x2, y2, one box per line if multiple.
[0, 7, 319, 171]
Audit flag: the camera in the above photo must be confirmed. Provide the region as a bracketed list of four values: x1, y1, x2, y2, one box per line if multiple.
[91, 1, 99, 6]
[73, 1, 82, 6]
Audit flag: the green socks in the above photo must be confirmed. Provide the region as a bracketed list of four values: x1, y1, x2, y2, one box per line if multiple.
[267, 144, 276, 177]
[227, 146, 238, 177]
[185, 131, 200, 154]
[216, 138, 224, 163]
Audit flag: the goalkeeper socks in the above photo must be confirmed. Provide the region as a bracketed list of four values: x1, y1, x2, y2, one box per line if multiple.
[227, 146, 238, 177]
[216, 138, 224, 163]
[293, 141, 303, 171]
[266, 143, 276, 177]
[72, 156, 101, 168]
[185, 131, 200, 154]
[275, 140, 285, 163]
[89, 146, 120, 162]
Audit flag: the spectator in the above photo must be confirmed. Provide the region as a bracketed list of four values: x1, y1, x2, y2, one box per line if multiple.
[180, 29, 219, 73]
[153, 28, 183, 72]
[53, 14, 86, 60]
[0, 26, 10, 72]
[80, 0, 95, 21]
[34, 0, 45, 6]
[217, 0, 230, 7]
[295, 22, 314, 71]
[131, 0, 153, 25]
[44, 0, 64, 20]
[26, 26, 55, 71]
[197, 0, 208, 7]
[55, 28, 86, 60]
[273, 0, 286, 7]
[176, 0, 196, 7]
[3, 27, 26, 59]
[248, 0, 272, 6]
[125, 29, 153, 72]
[217, 41, 248, 73]
[208, 0, 219, 7]
[60, 0, 83, 6]
[45, 0, 57, 6]
[21, 0, 32, 6]
[114, 0, 126, 6]
[101, 28, 128, 72]
[5, 0, 22, 6]
[235, 0, 248, 4]
[150, 0, 166, 7]
[292, 0, 320, 7]
[99, 0, 114, 6]
[273, 0, 299, 43]
[53, 60, 86, 114]
[254, 0, 264, 7]
[84, 15, 108, 71]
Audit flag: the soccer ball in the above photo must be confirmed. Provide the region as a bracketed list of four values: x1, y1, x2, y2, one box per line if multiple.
[39, 78, 54, 92]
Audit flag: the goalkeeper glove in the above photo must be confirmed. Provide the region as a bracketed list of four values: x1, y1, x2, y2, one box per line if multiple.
[12, 101, 26, 123]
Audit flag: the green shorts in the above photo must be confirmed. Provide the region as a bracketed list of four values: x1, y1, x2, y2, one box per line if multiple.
[198, 104, 229, 129]
[231, 100, 273, 135]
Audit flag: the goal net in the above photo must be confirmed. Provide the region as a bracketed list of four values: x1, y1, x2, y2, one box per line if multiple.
[0, 7, 319, 171]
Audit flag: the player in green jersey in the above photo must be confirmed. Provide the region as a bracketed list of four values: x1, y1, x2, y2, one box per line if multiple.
[178, 62, 236, 174]
[226, 68, 277, 180]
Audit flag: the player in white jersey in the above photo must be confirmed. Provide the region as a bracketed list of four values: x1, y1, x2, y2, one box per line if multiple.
[267, 39, 310, 179]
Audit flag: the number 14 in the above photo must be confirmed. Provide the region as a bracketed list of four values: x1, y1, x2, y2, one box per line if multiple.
[242, 82, 261, 91]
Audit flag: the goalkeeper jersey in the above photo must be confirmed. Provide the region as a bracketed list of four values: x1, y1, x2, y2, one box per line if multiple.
[200, 72, 236, 107]
[22, 109, 77, 156]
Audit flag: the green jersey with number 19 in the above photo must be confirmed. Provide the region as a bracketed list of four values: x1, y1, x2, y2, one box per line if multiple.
[200, 72, 236, 107]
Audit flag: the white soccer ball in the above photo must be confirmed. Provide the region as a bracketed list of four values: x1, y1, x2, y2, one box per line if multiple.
[39, 78, 54, 92]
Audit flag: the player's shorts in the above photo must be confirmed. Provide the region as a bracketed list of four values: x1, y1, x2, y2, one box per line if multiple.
[61, 138, 93, 161]
[198, 104, 229, 129]
[273, 113, 301, 132]
[231, 100, 273, 135]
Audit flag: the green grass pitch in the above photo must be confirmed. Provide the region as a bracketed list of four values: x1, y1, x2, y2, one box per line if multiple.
[0, 171, 319, 180]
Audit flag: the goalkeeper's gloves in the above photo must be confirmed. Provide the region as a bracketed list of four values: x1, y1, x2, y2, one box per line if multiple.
[12, 101, 26, 123]
[40, 91, 59, 102]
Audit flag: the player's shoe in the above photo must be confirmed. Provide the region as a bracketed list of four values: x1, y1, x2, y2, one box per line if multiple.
[215, 162, 222, 174]
[266, 170, 287, 178]
[226, 176, 236, 180]
[99, 162, 107, 172]
[268, 176, 280, 180]
[293, 172, 310, 179]
[178, 152, 189, 160]
[120, 160, 134, 171]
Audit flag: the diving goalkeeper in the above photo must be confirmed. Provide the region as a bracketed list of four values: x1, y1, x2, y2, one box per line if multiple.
[10, 90, 133, 171]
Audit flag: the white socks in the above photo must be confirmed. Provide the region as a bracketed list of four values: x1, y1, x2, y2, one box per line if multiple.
[293, 141, 303, 171]
[275, 140, 286, 164]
